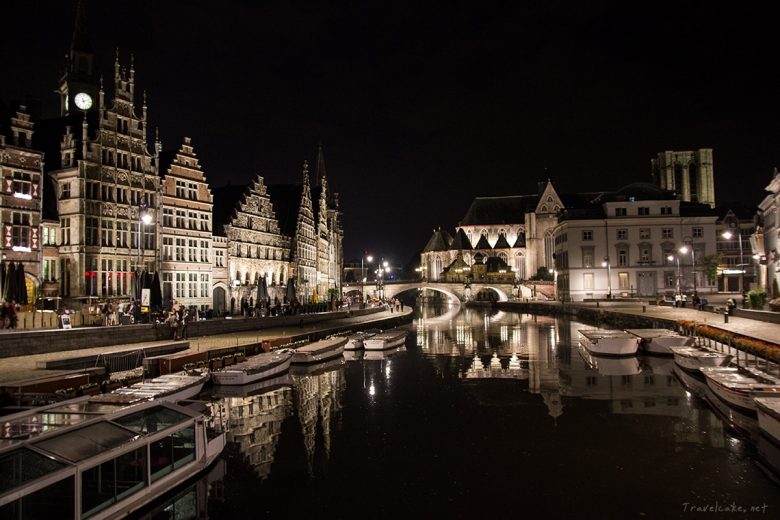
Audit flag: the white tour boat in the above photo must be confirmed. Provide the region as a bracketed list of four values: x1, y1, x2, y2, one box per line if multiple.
[211, 350, 293, 386]
[670, 345, 732, 374]
[755, 396, 780, 445]
[577, 329, 639, 357]
[90, 369, 211, 406]
[625, 328, 692, 355]
[363, 329, 408, 351]
[291, 336, 348, 364]
[700, 366, 780, 414]
[0, 397, 226, 519]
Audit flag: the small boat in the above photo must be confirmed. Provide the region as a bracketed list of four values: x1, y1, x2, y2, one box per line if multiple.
[363, 329, 408, 350]
[0, 397, 225, 519]
[211, 351, 293, 386]
[670, 345, 732, 375]
[90, 369, 210, 405]
[344, 328, 382, 350]
[625, 328, 692, 355]
[700, 366, 780, 414]
[755, 396, 780, 444]
[291, 336, 348, 364]
[577, 329, 639, 357]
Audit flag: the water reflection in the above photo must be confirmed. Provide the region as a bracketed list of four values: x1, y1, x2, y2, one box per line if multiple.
[144, 305, 779, 517]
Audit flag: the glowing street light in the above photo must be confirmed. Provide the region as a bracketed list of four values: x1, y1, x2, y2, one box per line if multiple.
[722, 229, 745, 293]
[601, 256, 612, 299]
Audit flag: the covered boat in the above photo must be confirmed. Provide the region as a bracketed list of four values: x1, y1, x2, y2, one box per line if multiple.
[291, 336, 348, 364]
[0, 398, 225, 519]
[670, 345, 732, 374]
[363, 329, 408, 351]
[211, 351, 293, 386]
[625, 328, 692, 355]
[577, 329, 639, 357]
[700, 366, 780, 414]
[344, 328, 382, 350]
[89, 370, 210, 406]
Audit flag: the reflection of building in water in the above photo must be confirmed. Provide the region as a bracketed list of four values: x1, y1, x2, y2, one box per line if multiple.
[463, 352, 529, 380]
[136, 459, 226, 519]
[292, 366, 345, 476]
[220, 387, 293, 480]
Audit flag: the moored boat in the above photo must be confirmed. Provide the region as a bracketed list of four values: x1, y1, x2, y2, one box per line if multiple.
[755, 396, 780, 444]
[700, 366, 780, 414]
[89, 369, 210, 406]
[625, 328, 692, 355]
[344, 328, 382, 350]
[577, 329, 639, 357]
[670, 345, 732, 375]
[291, 336, 348, 364]
[578, 344, 641, 376]
[363, 329, 408, 351]
[0, 397, 226, 519]
[211, 351, 293, 386]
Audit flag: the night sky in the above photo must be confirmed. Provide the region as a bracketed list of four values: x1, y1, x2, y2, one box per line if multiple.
[2, 1, 778, 266]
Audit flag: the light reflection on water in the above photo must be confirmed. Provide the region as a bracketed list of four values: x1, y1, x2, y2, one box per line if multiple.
[131, 305, 780, 519]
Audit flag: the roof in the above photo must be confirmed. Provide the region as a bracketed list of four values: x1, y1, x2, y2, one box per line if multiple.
[474, 234, 493, 250]
[422, 228, 452, 252]
[459, 195, 537, 226]
[494, 234, 511, 249]
[450, 228, 472, 250]
[513, 232, 526, 248]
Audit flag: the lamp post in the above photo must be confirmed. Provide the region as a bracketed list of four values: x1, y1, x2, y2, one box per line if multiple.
[137, 204, 152, 273]
[362, 254, 372, 304]
[722, 229, 745, 293]
[680, 238, 697, 296]
[601, 256, 612, 299]
[668, 254, 681, 300]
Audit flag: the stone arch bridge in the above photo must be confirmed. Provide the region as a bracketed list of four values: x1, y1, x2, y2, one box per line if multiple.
[347, 280, 537, 303]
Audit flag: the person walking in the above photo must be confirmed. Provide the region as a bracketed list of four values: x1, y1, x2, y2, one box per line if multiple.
[7, 299, 18, 329]
[180, 309, 190, 339]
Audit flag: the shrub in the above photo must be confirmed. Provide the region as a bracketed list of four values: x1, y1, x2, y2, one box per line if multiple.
[747, 290, 767, 309]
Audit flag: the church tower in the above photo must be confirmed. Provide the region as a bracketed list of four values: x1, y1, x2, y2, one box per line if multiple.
[57, 0, 99, 116]
[650, 149, 715, 208]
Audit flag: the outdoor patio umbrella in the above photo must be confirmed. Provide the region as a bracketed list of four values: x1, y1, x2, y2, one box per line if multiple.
[257, 275, 268, 305]
[311, 287, 319, 304]
[150, 271, 162, 310]
[0, 260, 6, 301]
[5, 262, 17, 303]
[286, 277, 296, 303]
[17, 262, 27, 305]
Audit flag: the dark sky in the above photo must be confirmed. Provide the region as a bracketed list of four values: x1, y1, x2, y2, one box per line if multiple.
[2, 1, 778, 266]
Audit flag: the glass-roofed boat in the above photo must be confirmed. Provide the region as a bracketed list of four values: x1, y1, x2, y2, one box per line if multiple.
[0, 396, 226, 519]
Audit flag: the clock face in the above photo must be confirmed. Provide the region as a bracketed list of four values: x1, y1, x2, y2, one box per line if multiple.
[74, 92, 93, 111]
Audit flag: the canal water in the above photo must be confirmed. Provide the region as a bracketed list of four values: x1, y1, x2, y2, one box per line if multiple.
[133, 305, 780, 519]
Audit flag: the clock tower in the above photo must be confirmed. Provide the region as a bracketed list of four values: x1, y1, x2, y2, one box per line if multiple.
[57, 0, 99, 116]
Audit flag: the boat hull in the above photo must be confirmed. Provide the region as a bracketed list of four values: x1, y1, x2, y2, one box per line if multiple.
[670, 346, 729, 374]
[364, 332, 407, 351]
[211, 355, 292, 386]
[578, 336, 638, 357]
[291, 337, 348, 364]
[756, 397, 780, 445]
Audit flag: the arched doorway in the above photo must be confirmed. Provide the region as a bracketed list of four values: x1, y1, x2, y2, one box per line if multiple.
[213, 286, 226, 316]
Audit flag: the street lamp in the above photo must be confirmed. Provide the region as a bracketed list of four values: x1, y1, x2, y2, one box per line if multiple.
[137, 204, 152, 273]
[362, 254, 372, 304]
[679, 239, 697, 296]
[668, 254, 681, 301]
[601, 256, 612, 299]
[722, 229, 745, 293]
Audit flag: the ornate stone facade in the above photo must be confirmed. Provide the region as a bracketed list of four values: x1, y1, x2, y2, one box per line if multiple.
[159, 137, 213, 309]
[51, 52, 160, 298]
[1, 106, 44, 300]
[651, 149, 715, 208]
[224, 175, 290, 308]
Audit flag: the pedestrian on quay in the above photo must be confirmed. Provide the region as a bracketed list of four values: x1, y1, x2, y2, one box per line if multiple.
[7, 299, 18, 329]
[166, 311, 179, 340]
[180, 309, 190, 339]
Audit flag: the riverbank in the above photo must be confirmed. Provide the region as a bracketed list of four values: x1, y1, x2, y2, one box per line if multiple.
[0, 307, 413, 386]
[495, 300, 780, 347]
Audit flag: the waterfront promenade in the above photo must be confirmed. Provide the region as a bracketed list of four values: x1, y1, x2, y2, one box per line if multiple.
[0, 307, 413, 385]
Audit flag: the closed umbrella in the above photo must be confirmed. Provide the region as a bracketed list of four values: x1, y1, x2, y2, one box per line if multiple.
[150, 272, 163, 310]
[286, 277, 296, 303]
[17, 262, 27, 305]
[311, 287, 319, 304]
[257, 275, 268, 305]
[0, 261, 6, 301]
[6, 262, 17, 303]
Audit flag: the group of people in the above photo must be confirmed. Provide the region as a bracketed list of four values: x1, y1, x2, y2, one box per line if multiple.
[0, 299, 18, 329]
[164, 301, 192, 340]
[101, 300, 141, 325]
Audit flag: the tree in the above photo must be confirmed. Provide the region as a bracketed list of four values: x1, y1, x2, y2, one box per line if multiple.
[701, 254, 722, 286]
[530, 267, 554, 282]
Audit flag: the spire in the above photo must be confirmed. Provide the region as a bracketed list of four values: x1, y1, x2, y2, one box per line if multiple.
[70, 0, 91, 53]
[114, 48, 121, 84]
[315, 142, 327, 187]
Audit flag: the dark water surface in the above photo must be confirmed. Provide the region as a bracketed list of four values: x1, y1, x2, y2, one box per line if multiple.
[133, 305, 780, 519]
